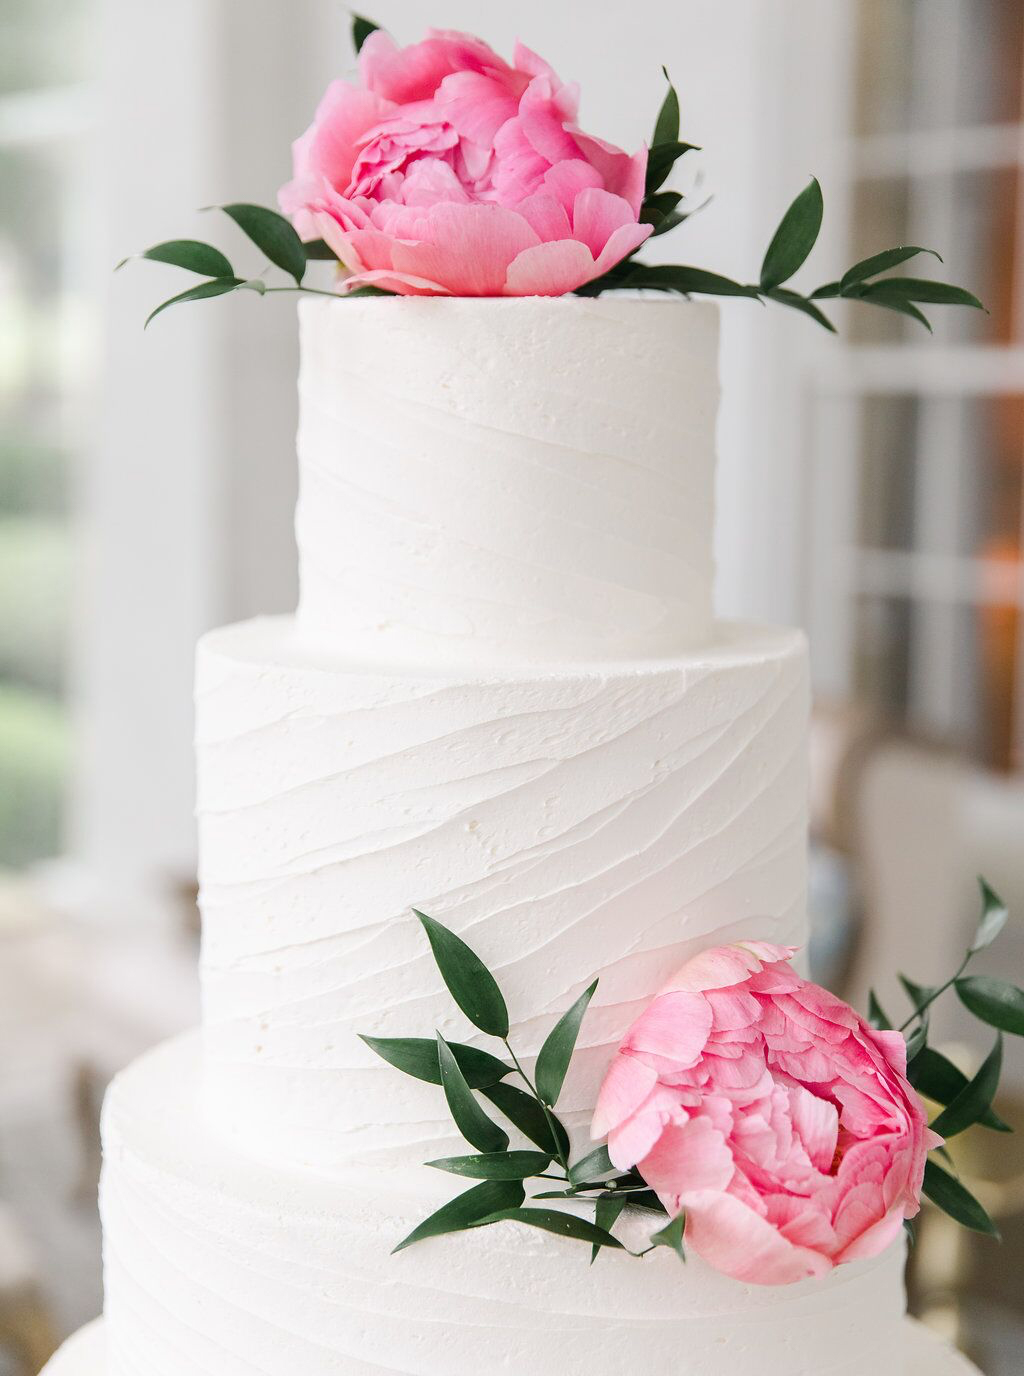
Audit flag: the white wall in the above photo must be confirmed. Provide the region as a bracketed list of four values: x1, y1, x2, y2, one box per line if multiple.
[73, 0, 854, 919]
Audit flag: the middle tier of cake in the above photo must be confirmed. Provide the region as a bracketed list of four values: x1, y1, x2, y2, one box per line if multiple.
[196, 616, 809, 1170]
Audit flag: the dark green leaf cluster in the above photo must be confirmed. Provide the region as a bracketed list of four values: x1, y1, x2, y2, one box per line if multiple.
[582, 170, 984, 329]
[579, 71, 984, 328]
[361, 910, 676, 1262]
[116, 204, 376, 326]
[878, 878, 1018, 1237]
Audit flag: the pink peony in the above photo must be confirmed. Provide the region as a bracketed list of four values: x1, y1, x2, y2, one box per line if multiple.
[278, 29, 652, 296]
[592, 942, 939, 1286]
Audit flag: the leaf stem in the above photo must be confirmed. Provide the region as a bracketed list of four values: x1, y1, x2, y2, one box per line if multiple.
[898, 952, 973, 1033]
[263, 286, 343, 299]
[502, 1038, 570, 1175]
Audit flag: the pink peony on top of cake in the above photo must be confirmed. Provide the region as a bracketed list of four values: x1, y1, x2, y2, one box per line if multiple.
[592, 942, 940, 1286]
[278, 29, 652, 296]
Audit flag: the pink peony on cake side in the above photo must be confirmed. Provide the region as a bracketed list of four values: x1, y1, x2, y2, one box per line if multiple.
[278, 28, 652, 296]
[593, 942, 940, 1286]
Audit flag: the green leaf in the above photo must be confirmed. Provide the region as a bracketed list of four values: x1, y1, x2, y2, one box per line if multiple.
[481, 1081, 571, 1159]
[908, 1046, 1012, 1132]
[899, 973, 936, 1012]
[922, 1159, 999, 1237]
[236, 278, 267, 294]
[860, 277, 984, 310]
[766, 287, 836, 332]
[868, 990, 892, 1030]
[592, 1195, 627, 1264]
[904, 1218, 916, 1249]
[905, 1021, 928, 1064]
[475, 1207, 626, 1250]
[956, 976, 1024, 1036]
[426, 1151, 552, 1180]
[213, 203, 307, 285]
[649, 1210, 687, 1261]
[645, 141, 700, 196]
[640, 191, 689, 237]
[652, 67, 680, 148]
[810, 281, 841, 299]
[624, 265, 761, 298]
[612, 1188, 667, 1213]
[839, 246, 941, 292]
[859, 293, 933, 331]
[344, 285, 398, 298]
[352, 13, 380, 53]
[971, 878, 1009, 954]
[118, 239, 234, 279]
[535, 980, 597, 1107]
[416, 911, 509, 1038]
[359, 1035, 510, 1089]
[569, 1144, 614, 1186]
[436, 1033, 509, 1154]
[392, 1179, 524, 1254]
[760, 177, 824, 289]
[144, 277, 243, 328]
[303, 238, 339, 261]
[929, 1036, 1003, 1140]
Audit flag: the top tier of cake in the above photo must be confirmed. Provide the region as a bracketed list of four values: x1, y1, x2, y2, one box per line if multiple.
[295, 295, 719, 667]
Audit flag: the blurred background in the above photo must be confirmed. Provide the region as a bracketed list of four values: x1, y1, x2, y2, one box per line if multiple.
[0, 0, 1022, 1371]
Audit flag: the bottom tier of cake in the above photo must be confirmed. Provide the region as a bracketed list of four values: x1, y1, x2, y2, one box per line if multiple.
[41, 1317, 983, 1376]
[65, 1034, 978, 1376]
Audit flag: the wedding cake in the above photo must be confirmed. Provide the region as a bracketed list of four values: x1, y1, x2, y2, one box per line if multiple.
[42, 295, 982, 1374]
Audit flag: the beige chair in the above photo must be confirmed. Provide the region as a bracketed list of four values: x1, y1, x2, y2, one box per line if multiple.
[0, 1202, 57, 1374]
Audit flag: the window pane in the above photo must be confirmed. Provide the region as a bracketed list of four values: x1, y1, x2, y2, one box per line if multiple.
[0, 0, 95, 97]
[857, 396, 920, 551]
[853, 595, 915, 718]
[953, 602, 1020, 772]
[0, 139, 82, 864]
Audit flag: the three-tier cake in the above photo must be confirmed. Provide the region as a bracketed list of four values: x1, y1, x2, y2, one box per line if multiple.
[44, 296, 979, 1374]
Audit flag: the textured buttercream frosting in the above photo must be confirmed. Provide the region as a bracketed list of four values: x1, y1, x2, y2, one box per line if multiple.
[97, 1035, 927, 1376]
[197, 615, 809, 1169]
[295, 296, 719, 666]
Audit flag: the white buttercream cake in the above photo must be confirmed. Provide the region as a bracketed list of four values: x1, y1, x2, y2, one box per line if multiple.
[44, 297, 981, 1374]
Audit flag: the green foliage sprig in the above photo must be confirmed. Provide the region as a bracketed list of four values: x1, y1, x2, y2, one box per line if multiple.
[362, 910, 676, 1262]
[578, 70, 984, 329]
[869, 879, 1022, 1239]
[116, 204, 392, 328]
[368, 883, 1018, 1264]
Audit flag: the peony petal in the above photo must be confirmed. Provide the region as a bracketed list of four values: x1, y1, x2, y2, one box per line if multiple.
[591, 1052, 658, 1142]
[360, 29, 510, 104]
[341, 267, 451, 296]
[390, 202, 539, 296]
[435, 70, 520, 147]
[835, 1208, 904, 1264]
[282, 81, 394, 203]
[640, 1115, 735, 1200]
[788, 1083, 840, 1174]
[683, 1189, 833, 1286]
[624, 992, 714, 1065]
[513, 191, 573, 243]
[503, 238, 598, 296]
[568, 129, 648, 216]
[570, 186, 637, 257]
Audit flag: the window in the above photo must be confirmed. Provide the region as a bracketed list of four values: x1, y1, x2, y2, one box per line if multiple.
[0, 0, 97, 865]
[805, 0, 1024, 773]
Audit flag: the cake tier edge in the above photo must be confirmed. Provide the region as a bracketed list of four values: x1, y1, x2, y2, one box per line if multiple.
[93, 1034, 938, 1376]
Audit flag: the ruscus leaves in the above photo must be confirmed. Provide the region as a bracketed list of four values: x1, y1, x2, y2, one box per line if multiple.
[535, 980, 597, 1107]
[650, 1210, 687, 1261]
[481, 1082, 571, 1159]
[392, 1179, 524, 1253]
[955, 976, 1024, 1037]
[928, 1036, 1003, 1140]
[212, 203, 307, 285]
[119, 239, 234, 278]
[359, 1035, 510, 1089]
[426, 1151, 551, 1181]
[416, 911, 509, 1038]
[144, 277, 243, 328]
[352, 14, 380, 53]
[908, 1047, 1011, 1132]
[476, 1208, 626, 1251]
[922, 1160, 999, 1237]
[971, 878, 1009, 954]
[760, 177, 823, 289]
[436, 1033, 509, 1154]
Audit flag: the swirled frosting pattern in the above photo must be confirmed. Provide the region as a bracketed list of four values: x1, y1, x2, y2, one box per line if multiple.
[197, 616, 809, 1169]
[294, 296, 719, 666]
